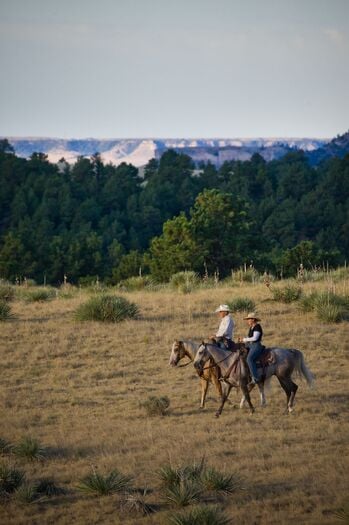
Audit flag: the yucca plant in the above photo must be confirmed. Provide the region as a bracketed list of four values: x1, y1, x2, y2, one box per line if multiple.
[0, 285, 15, 302]
[140, 396, 170, 416]
[170, 272, 199, 291]
[14, 482, 42, 504]
[121, 491, 154, 515]
[0, 438, 13, 455]
[0, 300, 13, 321]
[36, 478, 64, 496]
[77, 468, 132, 496]
[159, 458, 206, 488]
[163, 477, 202, 507]
[13, 437, 47, 461]
[0, 464, 25, 494]
[270, 284, 302, 303]
[23, 287, 56, 302]
[334, 502, 349, 523]
[75, 294, 139, 322]
[316, 303, 345, 323]
[201, 467, 244, 495]
[227, 297, 256, 313]
[169, 505, 231, 525]
[117, 275, 154, 291]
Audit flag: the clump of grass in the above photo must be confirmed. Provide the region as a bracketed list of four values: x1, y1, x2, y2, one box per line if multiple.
[170, 272, 199, 293]
[121, 491, 155, 516]
[75, 294, 139, 322]
[22, 287, 56, 302]
[227, 297, 255, 313]
[140, 396, 170, 416]
[13, 437, 47, 461]
[169, 505, 231, 525]
[0, 438, 13, 455]
[333, 502, 349, 522]
[232, 268, 259, 283]
[13, 482, 42, 504]
[117, 275, 154, 291]
[58, 284, 78, 299]
[163, 478, 202, 507]
[36, 478, 65, 496]
[0, 300, 13, 321]
[270, 284, 302, 303]
[0, 285, 15, 302]
[201, 468, 244, 495]
[0, 464, 25, 495]
[299, 291, 349, 322]
[77, 468, 132, 496]
[159, 459, 206, 488]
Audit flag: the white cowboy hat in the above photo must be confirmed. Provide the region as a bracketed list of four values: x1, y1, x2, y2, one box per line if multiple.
[243, 312, 261, 321]
[215, 304, 231, 313]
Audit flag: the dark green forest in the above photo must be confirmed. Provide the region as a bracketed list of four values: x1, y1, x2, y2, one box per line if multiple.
[0, 138, 348, 284]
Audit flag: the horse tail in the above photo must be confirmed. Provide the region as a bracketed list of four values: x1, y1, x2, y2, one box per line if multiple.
[293, 350, 314, 387]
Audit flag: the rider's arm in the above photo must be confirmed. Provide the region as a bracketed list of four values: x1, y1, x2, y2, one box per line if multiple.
[243, 330, 261, 343]
[216, 316, 229, 337]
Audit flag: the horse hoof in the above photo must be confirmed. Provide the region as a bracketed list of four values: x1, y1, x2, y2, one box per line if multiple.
[215, 412, 220, 418]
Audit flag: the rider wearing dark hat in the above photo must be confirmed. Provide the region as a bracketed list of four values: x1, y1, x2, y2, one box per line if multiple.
[242, 312, 263, 384]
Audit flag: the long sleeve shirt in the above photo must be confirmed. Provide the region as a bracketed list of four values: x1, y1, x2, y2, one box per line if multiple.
[216, 315, 234, 339]
[243, 323, 263, 343]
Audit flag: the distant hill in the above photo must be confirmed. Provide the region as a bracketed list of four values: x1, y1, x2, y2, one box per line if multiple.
[306, 131, 349, 165]
[2, 136, 331, 167]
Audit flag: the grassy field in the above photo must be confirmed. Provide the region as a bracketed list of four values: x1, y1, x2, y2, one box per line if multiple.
[0, 278, 348, 524]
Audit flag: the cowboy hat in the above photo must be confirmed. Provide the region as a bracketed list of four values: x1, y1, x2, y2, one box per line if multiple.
[243, 312, 261, 321]
[215, 304, 231, 313]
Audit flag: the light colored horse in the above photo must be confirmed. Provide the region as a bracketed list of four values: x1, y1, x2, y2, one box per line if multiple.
[169, 340, 223, 409]
[193, 342, 314, 416]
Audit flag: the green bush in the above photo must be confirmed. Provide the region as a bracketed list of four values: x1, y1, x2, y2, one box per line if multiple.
[13, 437, 47, 461]
[0, 464, 25, 495]
[75, 294, 139, 322]
[13, 482, 41, 504]
[159, 459, 206, 488]
[77, 469, 132, 496]
[0, 285, 15, 302]
[0, 301, 13, 321]
[21, 287, 56, 302]
[270, 284, 302, 303]
[117, 275, 154, 291]
[0, 438, 13, 455]
[169, 505, 231, 525]
[140, 396, 170, 416]
[201, 467, 243, 495]
[163, 478, 202, 507]
[299, 291, 349, 322]
[227, 297, 255, 313]
[170, 272, 199, 291]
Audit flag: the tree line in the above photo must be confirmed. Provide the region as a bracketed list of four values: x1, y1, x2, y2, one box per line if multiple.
[0, 138, 348, 284]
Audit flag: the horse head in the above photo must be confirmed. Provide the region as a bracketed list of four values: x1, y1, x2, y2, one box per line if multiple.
[169, 340, 187, 367]
[193, 341, 210, 375]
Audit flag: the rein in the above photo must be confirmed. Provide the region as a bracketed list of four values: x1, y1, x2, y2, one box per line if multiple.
[178, 358, 193, 368]
[200, 344, 233, 370]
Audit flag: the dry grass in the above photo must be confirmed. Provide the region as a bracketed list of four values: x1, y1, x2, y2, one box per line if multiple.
[0, 279, 348, 524]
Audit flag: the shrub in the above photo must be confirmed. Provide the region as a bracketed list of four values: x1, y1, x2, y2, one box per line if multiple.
[22, 287, 56, 302]
[270, 284, 302, 303]
[227, 297, 255, 313]
[0, 285, 15, 302]
[117, 275, 154, 291]
[163, 478, 202, 507]
[232, 268, 259, 283]
[169, 505, 231, 525]
[13, 437, 47, 461]
[13, 482, 41, 504]
[0, 464, 25, 495]
[201, 468, 244, 495]
[58, 284, 78, 299]
[77, 468, 132, 496]
[0, 438, 13, 455]
[36, 478, 65, 496]
[140, 396, 170, 416]
[299, 291, 349, 322]
[121, 492, 154, 515]
[159, 459, 206, 488]
[0, 300, 13, 321]
[75, 294, 139, 323]
[170, 272, 199, 291]
[316, 303, 345, 323]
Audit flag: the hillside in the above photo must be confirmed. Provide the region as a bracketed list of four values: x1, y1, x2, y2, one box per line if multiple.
[2, 136, 328, 167]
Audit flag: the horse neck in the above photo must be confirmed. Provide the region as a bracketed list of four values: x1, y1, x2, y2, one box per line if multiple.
[182, 340, 198, 360]
[206, 344, 236, 372]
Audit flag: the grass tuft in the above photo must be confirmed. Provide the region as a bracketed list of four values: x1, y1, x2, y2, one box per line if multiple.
[13, 437, 47, 461]
[21, 287, 57, 302]
[121, 491, 155, 515]
[168, 504, 231, 524]
[201, 467, 244, 495]
[36, 478, 65, 496]
[0, 438, 13, 455]
[0, 300, 13, 321]
[163, 478, 202, 507]
[227, 297, 255, 313]
[13, 482, 42, 504]
[75, 294, 139, 322]
[270, 284, 302, 303]
[0, 285, 15, 302]
[333, 502, 349, 523]
[77, 468, 132, 496]
[0, 464, 25, 495]
[159, 459, 206, 488]
[140, 396, 170, 416]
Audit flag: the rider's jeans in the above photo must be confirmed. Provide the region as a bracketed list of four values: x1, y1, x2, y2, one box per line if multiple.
[247, 342, 263, 380]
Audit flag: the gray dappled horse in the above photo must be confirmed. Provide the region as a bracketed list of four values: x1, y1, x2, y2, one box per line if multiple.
[169, 340, 223, 408]
[193, 342, 314, 416]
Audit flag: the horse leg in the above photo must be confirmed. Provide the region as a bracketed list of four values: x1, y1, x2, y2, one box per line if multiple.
[257, 382, 266, 407]
[288, 380, 298, 412]
[240, 383, 255, 408]
[277, 377, 294, 414]
[215, 383, 232, 418]
[211, 368, 223, 400]
[241, 383, 255, 414]
[200, 377, 209, 409]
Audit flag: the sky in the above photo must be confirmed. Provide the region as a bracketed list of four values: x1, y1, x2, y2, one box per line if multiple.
[0, 0, 348, 139]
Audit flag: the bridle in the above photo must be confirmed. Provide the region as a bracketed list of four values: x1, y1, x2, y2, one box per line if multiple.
[196, 342, 234, 370]
[174, 341, 193, 368]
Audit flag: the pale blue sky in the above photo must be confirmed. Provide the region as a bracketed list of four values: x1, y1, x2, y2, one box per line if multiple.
[0, 0, 348, 138]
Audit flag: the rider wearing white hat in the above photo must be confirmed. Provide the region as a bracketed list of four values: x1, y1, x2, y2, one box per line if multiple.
[211, 304, 234, 349]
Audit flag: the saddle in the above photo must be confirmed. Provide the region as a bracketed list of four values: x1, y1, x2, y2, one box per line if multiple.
[247, 346, 275, 368]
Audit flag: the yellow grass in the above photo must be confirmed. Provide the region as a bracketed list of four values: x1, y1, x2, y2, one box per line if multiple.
[0, 280, 348, 524]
